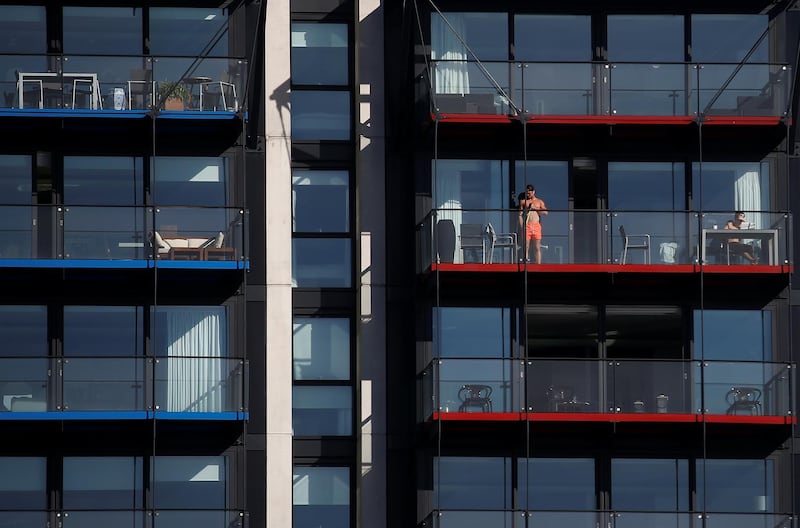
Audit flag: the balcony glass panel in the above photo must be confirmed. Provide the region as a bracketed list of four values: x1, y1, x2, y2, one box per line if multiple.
[612, 512, 694, 528]
[519, 458, 595, 510]
[0, 358, 49, 412]
[151, 57, 244, 112]
[293, 318, 350, 380]
[0, 512, 47, 528]
[0, 6, 45, 53]
[62, 357, 146, 411]
[292, 386, 352, 436]
[437, 358, 518, 413]
[696, 64, 787, 117]
[149, 8, 229, 57]
[291, 91, 351, 140]
[525, 359, 600, 413]
[63, 457, 143, 508]
[63, 7, 142, 55]
[607, 211, 692, 265]
[154, 207, 244, 261]
[435, 307, 512, 358]
[154, 357, 244, 413]
[517, 62, 594, 115]
[0, 205, 32, 258]
[64, 306, 144, 357]
[64, 156, 144, 206]
[435, 457, 511, 510]
[63, 511, 147, 528]
[692, 15, 768, 63]
[0, 155, 32, 204]
[153, 510, 243, 528]
[704, 513, 791, 528]
[293, 467, 349, 528]
[611, 459, 689, 511]
[609, 62, 687, 116]
[528, 511, 599, 528]
[292, 170, 350, 233]
[0, 458, 46, 508]
[431, 61, 511, 114]
[291, 23, 348, 86]
[292, 238, 352, 287]
[698, 361, 790, 417]
[152, 456, 228, 509]
[434, 511, 514, 528]
[61, 55, 152, 110]
[0, 306, 47, 356]
[697, 459, 774, 513]
[62, 206, 148, 259]
[608, 360, 692, 414]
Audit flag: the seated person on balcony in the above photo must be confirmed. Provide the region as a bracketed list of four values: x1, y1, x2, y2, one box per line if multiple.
[518, 184, 548, 263]
[725, 211, 758, 264]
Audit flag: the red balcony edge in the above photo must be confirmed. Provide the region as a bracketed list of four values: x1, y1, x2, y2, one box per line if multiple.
[431, 113, 788, 127]
[428, 263, 790, 274]
[430, 412, 795, 425]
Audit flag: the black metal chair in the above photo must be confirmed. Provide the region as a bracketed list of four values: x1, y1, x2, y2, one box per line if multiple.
[725, 386, 762, 415]
[458, 384, 492, 412]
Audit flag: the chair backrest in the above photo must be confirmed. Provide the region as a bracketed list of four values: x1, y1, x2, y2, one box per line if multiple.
[459, 384, 492, 401]
[486, 222, 497, 243]
[460, 224, 485, 247]
[619, 225, 627, 239]
[726, 386, 762, 404]
[546, 385, 575, 403]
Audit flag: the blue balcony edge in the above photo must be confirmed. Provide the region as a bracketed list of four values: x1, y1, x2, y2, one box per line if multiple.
[0, 109, 149, 119]
[0, 411, 248, 421]
[0, 259, 249, 270]
[155, 111, 240, 120]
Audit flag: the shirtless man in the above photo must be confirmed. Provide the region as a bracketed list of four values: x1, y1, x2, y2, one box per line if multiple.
[518, 184, 548, 263]
[724, 211, 758, 264]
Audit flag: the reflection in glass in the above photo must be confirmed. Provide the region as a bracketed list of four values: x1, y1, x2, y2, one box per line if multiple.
[514, 15, 590, 61]
[293, 386, 352, 436]
[291, 91, 351, 140]
[292, 238, 352, 288]
[153, 157, 229, 206]
[0, 6, 45, 53]
[63, 357, 144, 411]
[291, 23, 348, 85]
[612, 459, 689, 511]
[292, 170, 349, 233]
[519, 458, 595, 510]
[0, 458, 46, 508]
[434, 457, 511, 510]
[607, 16, 684, 62]
[692, 15, 768, 63]
[293, 318, 350, 380]
[152, 456, 227, 509]
[437, 359, 516, 412]
[63, 457, 143, 508]
[293, 467, 350, 528]
[64, 157, 144, 206]
[0, 156, 32, 257]
[63, 206, 147, 259]
[436, 307, 511, 358]
[694, 310, 771, 361]
[63, 7, 142, 55]
[0, 306, 46, 356]
[64, 306, 143, 357]
[698, 459, 774, 512]
[150, 8, 228, 56]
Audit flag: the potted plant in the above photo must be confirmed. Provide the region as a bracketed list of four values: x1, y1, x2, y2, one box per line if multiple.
[158, 81, 191, 110]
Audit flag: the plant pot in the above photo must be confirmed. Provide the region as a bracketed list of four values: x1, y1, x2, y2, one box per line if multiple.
[164, 97, 185, 111]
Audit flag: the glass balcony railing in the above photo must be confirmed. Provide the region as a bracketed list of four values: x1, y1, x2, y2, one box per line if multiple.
[0, 205, 246, 262]
[0, 54, 246, 112]
[427, 60, 791, 118]
[0, 510, 247, 528]
[422, 510, 793, 528]
[421, 358, 793, 418]
[0, 357, 247, 415]
[416, 209, 790, 269]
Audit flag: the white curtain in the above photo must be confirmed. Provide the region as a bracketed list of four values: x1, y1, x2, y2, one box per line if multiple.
[166, 308, 226, 412]
[734, 169, 763, 228]
[435, 167, 463, 263]
[432, 13, 470, 95]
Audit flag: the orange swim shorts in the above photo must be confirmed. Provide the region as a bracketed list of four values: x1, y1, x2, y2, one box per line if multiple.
[526, 221, 542, 241]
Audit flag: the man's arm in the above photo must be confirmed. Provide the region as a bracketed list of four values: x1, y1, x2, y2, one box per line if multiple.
[537, 198, 548, 216]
